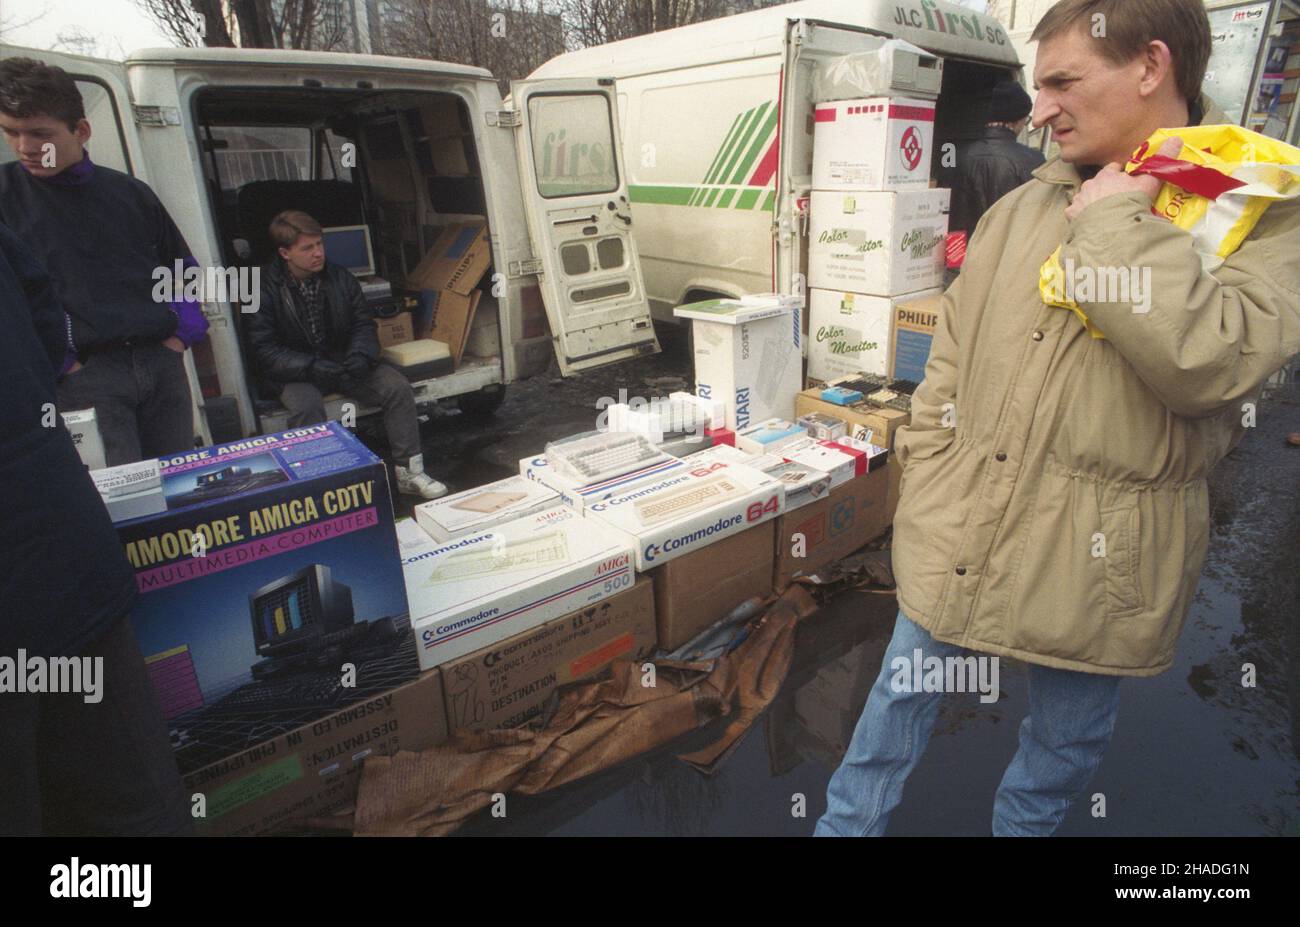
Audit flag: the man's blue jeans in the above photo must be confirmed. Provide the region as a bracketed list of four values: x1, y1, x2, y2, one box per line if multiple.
[815, 610, 1122, 836]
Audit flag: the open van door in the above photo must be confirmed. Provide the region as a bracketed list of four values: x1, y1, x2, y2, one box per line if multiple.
[508, 78, 660, 375]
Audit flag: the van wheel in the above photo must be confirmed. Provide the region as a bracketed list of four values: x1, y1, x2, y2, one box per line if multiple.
[457, 384, 506, 419]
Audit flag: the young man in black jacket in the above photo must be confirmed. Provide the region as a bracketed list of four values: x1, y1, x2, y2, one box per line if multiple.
[248, 210, 446, 499]
[0, 221, 191, 836]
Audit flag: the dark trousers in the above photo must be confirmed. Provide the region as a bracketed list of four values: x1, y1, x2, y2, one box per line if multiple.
[56, 342, 196, 467]
[0, 617, 193, 836]
[279, 362, 422, 464]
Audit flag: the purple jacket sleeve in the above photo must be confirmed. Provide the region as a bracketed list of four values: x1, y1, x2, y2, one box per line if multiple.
[169, 255, 209, 347]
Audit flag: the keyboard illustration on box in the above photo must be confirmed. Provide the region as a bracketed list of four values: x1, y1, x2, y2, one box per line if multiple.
[546, 432, 672, 484]
[449, 490, 529, 514]
[422, 530, 570, 584]
[632, 475, 742, 526]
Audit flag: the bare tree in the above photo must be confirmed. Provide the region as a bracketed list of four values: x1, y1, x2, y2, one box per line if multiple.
[0, 2, 51, 41]
[133, 0, 355, 50]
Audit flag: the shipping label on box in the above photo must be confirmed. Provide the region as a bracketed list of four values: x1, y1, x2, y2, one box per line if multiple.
[585, 459, 785, 570]
[414, 474, 558, 541]
[519, 452, 688, 512]
[683, 303, 803, 431]
[808, 288, 894, 381]
[400, 506, 636, 670]
[890, 289, 943, 383]
[809, 189, 949, 296]
[117, 423, 417, 777]
[812, 97, 935, 191]
[442, 577, 656, 733]
[773, 465, 890, 590]
[375, 311, 414, 348]
[184, 668, 447, 836]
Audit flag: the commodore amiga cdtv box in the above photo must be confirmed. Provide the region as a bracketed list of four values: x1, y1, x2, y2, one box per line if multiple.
[112, 423, 419, 777]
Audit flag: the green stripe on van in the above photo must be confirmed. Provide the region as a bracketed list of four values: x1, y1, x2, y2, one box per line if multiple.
[716, 189, 736, 208]
[729, 107, 778, 184]
[701, 111, 743, 188]
[715, 102, 769, 189]
[761, 190, 776, 211]
[705, 106, 758, 185]
[735, 188, 761, 210]
[628, 184, 697, 205]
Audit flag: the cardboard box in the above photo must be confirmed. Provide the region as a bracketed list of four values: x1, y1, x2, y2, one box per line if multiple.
[185, 668, 447, 836]
[408, 220, 491, 295]
[652, 522, 775, 651]
[795, 388, 911, 450]
[684, 444, 830, 511]
[116, 424, 418, 777]
[773, 464, 890, 590]
[61, 409, 106, 470]
[809, 190, 949, 296]
[398, 507, 636, 670]
[808, 288, 893, 380]
[672, 297, 802, 431]
[585, 458, 785, 571]
[414, 474, 559, 542]
[812, 96, 936, 191]
[423, 288, 482, 366]
[442, 577, 657, 733]
[890, 289, 943, 383]
[519, 450, 688, 512]
[375, 311, 414, 348]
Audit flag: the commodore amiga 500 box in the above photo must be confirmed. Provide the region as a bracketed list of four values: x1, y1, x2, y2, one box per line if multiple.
[112, 423, 421, 777]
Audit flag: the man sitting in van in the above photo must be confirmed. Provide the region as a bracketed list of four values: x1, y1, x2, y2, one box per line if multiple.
[817, 0, 1300, 837]
[248, 210, 447, 500]
[0, 57, 207, 467]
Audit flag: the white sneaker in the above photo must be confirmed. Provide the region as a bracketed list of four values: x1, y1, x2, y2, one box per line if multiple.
[395, 454, 447, 500]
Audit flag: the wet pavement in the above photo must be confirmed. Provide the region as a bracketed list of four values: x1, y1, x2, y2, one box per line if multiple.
[387, 337, 1300, 836]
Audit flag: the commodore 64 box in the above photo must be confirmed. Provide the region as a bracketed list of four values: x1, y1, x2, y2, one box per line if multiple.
[113, 423, 418, 777]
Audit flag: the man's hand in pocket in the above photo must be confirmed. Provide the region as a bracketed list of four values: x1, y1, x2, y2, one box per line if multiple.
[163, 335, 186, 353]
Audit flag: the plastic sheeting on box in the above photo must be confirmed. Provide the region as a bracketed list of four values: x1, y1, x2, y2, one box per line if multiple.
[812, 38, 943, 103]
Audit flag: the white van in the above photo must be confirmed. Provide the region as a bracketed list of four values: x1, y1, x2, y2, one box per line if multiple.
[527, 0, 1025, 324]
[0, 44, 660, 441]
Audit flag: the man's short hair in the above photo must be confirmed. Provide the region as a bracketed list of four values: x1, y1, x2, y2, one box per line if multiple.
[269, 210, 323, 249]
[0, 57, 86, 131]
[1030, 0, 1212, 103]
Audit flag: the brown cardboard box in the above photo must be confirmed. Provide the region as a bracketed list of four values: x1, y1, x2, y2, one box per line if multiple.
[795, 388, 910, 450]
[773, 464, 890, 590]
[375, 311, 414, 348]
[428, 289, 482, 366]
[652, 522, 775, 651]
[442, 577, 657, 733]
[407, 220, 491, 296]
[889, 290, 943, 383]
[183, 668, 447, 836]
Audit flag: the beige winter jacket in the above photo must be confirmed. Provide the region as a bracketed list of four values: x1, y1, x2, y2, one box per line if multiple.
[892, 95, 1300, 676]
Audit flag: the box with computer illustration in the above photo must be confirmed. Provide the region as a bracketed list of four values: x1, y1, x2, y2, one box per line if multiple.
[111, 422, 420, 776]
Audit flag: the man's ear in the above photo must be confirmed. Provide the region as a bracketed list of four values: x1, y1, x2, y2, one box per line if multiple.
[73, 118, 92, 146]
[1138, 40, 1174, 99]
[278, 245, 291, 262]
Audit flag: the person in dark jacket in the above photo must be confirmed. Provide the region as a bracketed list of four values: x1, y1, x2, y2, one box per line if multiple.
[0, 222, 191, 836]
[0, 57, 207, 467]
[948, 79, 1047, 244]
[248, 209, 447, 499]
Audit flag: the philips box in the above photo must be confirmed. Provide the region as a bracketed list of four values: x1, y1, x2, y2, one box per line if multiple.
[414, 474, 558, 541]
[114, 423, 418, 777]
[809, 190, 949, 296]
[890, 289, 944, 383]
[519, 450, 687, 512]
[399, 507, 636, 670]
[672, 296, 803, 431]
[585, 459, 786, 570]
[812, 96, 935, 191]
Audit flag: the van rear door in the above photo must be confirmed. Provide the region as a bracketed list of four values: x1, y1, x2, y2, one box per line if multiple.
[508, 78, 659, 375]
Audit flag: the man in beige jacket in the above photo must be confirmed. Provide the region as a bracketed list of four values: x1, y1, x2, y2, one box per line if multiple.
[817, 0, 1300, 836]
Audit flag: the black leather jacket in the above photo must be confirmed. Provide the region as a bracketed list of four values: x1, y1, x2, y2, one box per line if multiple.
[949, 126, 1046, 238]
[247, 258, 380, 388]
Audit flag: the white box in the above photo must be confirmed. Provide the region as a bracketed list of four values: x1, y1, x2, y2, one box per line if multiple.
[809, 190, 949, 296]
[414, 474, 559, 541]
[398, 507, 637, 670]
[669, 392, 726, 430]
[808, 289, 894, 381]
[735, 419, 808, 455]
[784, 442, 866, 488]
[101, 486, 168, 522]
[679, 444, 755, 469]
[61, 409, 106, 470]
[750, 458, 832, 511]
[673, 298, 803, 431]
[519, 451, 687, 512]
[91, 459, 161, 498]
[812, 96, 935, 191]
[585, 459, 786, 570]
[798, 412, 849, 441]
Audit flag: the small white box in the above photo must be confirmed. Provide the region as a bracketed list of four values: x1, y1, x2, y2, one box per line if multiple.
[809, 190, 949, 296]
[812, 96, 936, 191]
[399, 507, 636, 670]
[92, 459, 161, 498]
[61, 409, 106, 470]
[798, 412, 849, 441]
[669, 392, 726, 430]
[735, 419, 808, 455]
[784, 442, 865, 488]
[414, 474, 558, 542]
[808, 289, 894, 381]
[750, 457, 832, 511]
[519, 452, 687, 512]
[585, 459, 785, 570]
[673, 296, 803, 431]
